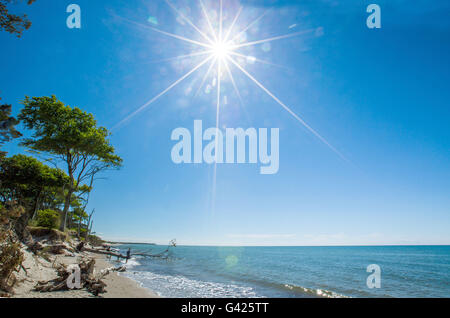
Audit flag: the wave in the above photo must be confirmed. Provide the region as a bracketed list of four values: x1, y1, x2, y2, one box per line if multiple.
[113, 246, 349, 298]
[219, 274, 350, 298]
[282, 284, 349, 298]
[191, 268, 350, 298]
[122, 270, 260, 298]
[120, 267, 349, 298]
[113, 257, 141, 269]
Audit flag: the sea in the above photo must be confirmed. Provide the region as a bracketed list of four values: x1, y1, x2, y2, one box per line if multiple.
[111, 245, 450, 298]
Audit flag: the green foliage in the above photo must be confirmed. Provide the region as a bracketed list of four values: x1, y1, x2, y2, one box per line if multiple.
[0, 102, 21, 145]
[71, 206, 88, 223]
[0, 0, 36, 37]
[0, 99, 22, 158]
[0, 94, 119, 242]
[34, 209, 60, 229]
[19, 96, 122, 168]
[0, 154, 68, 210]
[19, 96, 122, 231]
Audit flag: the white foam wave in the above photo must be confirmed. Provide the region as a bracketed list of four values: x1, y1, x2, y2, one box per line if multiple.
[123, 270, 259, 298]
[284, 284, 349, 298]
[119, 257, 141, 269]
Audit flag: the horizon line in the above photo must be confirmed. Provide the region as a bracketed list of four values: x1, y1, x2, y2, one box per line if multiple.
[107, 241, 450, 247]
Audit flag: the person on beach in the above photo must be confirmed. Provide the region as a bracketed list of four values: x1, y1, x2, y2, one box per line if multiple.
[126, 248, 131, 263]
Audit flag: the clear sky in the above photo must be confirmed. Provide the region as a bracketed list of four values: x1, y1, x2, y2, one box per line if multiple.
[1, 0, 450, 245]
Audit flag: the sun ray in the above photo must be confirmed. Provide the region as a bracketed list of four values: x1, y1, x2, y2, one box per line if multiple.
[216, 60, 222, 135]
[145, 50, 213, 64]
[227, 56, 348, 162]
[223, 59, 243, 105]
[149, 26, 212, 49]
[224, 6, 243, 43]
[211, 154, 218, 215]
[165, 0, 214, 45]
[113, 55, 214, 130]
[231, 29, 314, 49]
[211, 59, 223, 216]
[200, 0, 218, 42]
[113, 14, 211, 49]
[223, 58, 253, 124]
[228, 10, 270, 44]
[228, 51, 291, 71]
[195, 57, 217, 97]
[219, 0, 223, 41]
[113, 2, 348, 164]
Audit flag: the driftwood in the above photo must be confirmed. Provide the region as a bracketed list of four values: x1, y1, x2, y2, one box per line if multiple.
[0, 226, 25, 294]
[28, 241, 75, 257]
[131, 239, 177, 259]
[132, 250, 169, 259]
[81, 239, 177, 262]
[28, 241, 43, 254]
[34, 258, 108, 296]
[99, 265, 126, 277]
[84, 247, 169, 260]
[83, 247, 128, 259]
[48, 244, 68, 255]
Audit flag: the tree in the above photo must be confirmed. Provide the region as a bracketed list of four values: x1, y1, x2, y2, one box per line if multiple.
[71, 206, 88, 236]
[0, 0, 36, 37]
[19, 96, 123, 231]
[0, 99, 22, 158]
[0, 154, 68, 212]
[0, 154, 68, 206]
[34, 209, 60, 229]
[0, 154, 68, 239]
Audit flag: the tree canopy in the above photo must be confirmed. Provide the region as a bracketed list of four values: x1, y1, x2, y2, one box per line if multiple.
[0, 154, 68, 210]
[18, 96, 122, 231]
[0, 0, 36, 37]
[0, 99, 22, 157]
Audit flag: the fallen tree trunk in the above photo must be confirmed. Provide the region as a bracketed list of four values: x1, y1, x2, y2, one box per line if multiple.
[34, 257, 110, 296]
[84, 239, 177, 261]
[83, 247, 127, 259]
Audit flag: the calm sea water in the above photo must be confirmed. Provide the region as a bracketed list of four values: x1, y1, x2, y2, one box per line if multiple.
[113, 245, 450, 298]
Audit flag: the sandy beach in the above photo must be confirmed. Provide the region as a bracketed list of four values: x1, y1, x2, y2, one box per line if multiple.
[11, 247, 159, 298]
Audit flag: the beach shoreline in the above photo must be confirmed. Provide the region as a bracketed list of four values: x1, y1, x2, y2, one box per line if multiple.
[10, 247, 159, 298]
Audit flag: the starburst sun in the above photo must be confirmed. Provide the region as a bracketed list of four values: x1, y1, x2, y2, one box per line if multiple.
[211, 41, 233, 60]
[114, 0, 345, 162]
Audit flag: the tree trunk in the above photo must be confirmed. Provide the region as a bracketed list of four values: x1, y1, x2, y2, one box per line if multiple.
[59, 188, 73, 232]
[87, 220, 93, 241]
[14, 210, 33, 243]
[85, 212, 93, 241]
[77, 218, 81, 238]
[31, 190, 42, 220]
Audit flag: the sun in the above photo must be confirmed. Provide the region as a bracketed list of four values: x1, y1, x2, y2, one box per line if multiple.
[211, 41, 233, 60]
[112, 0, 349, 214]
[113, 0, 346, 162]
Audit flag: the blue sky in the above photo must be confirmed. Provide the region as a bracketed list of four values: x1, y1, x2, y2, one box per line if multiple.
[1, 0, 450, 245]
